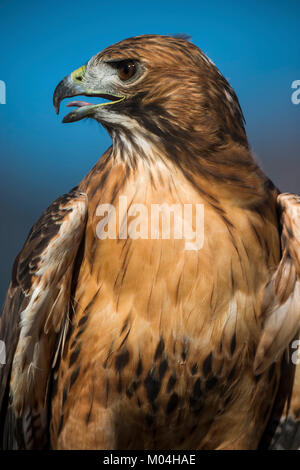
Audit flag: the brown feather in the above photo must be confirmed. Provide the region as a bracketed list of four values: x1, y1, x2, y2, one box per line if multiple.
[0, 189, 87, 448]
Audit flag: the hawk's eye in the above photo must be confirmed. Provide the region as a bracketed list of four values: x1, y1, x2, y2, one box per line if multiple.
[117, 61, 136, 81]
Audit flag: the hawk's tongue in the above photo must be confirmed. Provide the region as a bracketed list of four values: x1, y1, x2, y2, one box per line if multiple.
[67, 100, 93, 108]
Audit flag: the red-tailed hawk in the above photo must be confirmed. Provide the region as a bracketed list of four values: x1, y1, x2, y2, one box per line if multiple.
[1, 34, 300, 450]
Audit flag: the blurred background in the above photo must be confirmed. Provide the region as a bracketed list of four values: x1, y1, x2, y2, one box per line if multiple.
[0, 0, 299, 306]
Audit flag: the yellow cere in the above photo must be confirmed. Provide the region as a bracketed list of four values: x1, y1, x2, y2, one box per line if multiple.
[71, 65, 87, 84]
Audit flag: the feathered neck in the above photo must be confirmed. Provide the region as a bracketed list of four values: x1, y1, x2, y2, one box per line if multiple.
[105, 120, 276, 209]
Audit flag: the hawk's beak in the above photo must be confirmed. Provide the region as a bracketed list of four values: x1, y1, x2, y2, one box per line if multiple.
[53, 66, 87, 115]
[53, 65, 125, 123]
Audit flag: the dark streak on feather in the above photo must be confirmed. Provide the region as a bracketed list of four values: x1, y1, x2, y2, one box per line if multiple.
[167, 374, 177, 393]
[159, 359, 168, 380]
[70, 366, 80, 388]
[202, 352, 213, 377]
[69, 344, 81, 368]
[154, 338, 165, 361]
[115, 349, 130, 372]
[166, 393, 179, 414]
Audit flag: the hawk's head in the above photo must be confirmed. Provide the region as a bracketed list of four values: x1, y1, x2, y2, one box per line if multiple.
[53, 35, 248, 153]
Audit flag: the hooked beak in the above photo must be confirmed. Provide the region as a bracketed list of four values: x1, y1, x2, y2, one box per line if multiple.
[53, 65, 125, 123]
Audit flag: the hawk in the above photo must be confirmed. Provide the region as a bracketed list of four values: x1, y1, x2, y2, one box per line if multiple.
[0, 34, 300, 450]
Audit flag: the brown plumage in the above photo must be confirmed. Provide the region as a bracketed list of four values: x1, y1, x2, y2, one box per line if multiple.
[1, 34, 300, 449]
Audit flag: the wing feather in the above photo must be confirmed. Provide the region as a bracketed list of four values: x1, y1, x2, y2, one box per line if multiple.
[255, 193, 300, 449]
[254, 194, 300, 374]
[0, 188, 87, 449]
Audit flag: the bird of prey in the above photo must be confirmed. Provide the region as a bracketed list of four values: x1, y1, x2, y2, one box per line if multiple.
[1, 34, 300, 450]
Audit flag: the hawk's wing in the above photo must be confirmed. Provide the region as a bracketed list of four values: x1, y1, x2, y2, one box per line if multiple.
[0, 188, 87, 449]
[255, 193, 300, 449]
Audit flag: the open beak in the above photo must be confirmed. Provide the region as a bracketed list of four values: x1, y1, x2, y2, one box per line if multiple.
[53, 65, 125, 123]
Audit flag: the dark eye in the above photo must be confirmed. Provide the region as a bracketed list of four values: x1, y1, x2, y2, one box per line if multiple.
[117, 61, 136, 81]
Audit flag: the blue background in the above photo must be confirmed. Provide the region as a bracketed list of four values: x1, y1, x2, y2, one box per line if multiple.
[0, 0, 299, 306]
